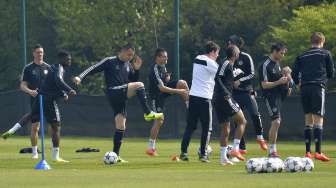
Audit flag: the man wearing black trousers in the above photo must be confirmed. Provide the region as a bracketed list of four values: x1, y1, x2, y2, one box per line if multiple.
[227, 35, 267, 156]
[180, 41, 220, 162]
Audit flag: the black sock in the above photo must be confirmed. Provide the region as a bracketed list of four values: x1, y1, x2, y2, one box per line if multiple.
[239, 136, 246, 150]
[313, 125, 323, 154]
[252, 115, 263, 136]
[113, 129, 125, 155]
[304, 125, 312, 153]
[136, 87, 151, 114]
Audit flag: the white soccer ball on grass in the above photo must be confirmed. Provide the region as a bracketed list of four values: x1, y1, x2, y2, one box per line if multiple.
[103, 151, 118, 165]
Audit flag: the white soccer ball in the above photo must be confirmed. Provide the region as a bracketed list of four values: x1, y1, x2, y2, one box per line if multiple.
[226, 145, 233, 158]
[284, 157, 303, 172]
[198, 145, 213, 156]
[103, 151, 118, 165]
[265, 158, 284, 173]
[301, 157, 314, 172]
[245, 158, 263, 173]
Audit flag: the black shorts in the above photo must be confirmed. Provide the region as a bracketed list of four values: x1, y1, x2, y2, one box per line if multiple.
[106, 84, 128, 117]
[150, 80, 178, 113]
[264, 94, 282, 120]
[233, 91, 260, 117]
[214, 96, 241, 123]
[301, 84, 325, 116]
[31, 96, 61, 124]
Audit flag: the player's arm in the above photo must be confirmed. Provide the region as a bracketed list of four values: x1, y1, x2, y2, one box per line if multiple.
[260, 66, 288, 89]
[215, 63, 231, 98]
[326, 51, 334, 79]
[74, 58, 108, 85]
[238, 54, 255, 82]
[128, 55, 142, 82]
[20, 81, 38, 97]
[291, 57, 301, 85]
[55, 65, 76, 96]
[153, 65, 186, 95]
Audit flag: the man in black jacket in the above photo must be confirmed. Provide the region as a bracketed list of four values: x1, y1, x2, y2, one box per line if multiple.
[292, 32, 334, 161]
[31, 50, 76, 162]
[227, 35, 267, 156]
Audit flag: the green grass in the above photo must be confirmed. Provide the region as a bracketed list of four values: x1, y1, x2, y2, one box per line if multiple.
[1, 137, 335, 188]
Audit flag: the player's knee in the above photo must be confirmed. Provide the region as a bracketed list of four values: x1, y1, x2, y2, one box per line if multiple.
[178, 80, 188, 89]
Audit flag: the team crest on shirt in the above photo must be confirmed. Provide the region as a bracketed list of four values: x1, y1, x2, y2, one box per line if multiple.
[272, 69, 276, 74]
[32, 70, 37, 75]
[238, 60, 243, 66]
[43, 69, 48, 75]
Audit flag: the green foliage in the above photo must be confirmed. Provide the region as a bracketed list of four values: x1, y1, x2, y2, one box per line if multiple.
[260, 3, 336, 66]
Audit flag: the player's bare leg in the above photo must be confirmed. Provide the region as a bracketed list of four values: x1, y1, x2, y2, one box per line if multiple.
[31, 122, 40, 159]
[268, 118, 281, 157]
[147, 116, 164, 156]
[50, 122, 68, 162]
[229, 111, 246, 161]
[219, 122, 233, 165]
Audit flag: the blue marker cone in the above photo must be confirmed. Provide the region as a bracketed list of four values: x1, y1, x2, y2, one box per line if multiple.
[35, 95, 51, 170]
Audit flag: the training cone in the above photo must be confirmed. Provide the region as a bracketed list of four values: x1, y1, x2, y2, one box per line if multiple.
[35, 159, 51, 170]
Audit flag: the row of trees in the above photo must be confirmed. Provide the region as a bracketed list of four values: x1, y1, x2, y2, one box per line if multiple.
[0, 0, 335, 94]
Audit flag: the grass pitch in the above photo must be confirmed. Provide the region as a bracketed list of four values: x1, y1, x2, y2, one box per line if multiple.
[0, 137, 335, 188]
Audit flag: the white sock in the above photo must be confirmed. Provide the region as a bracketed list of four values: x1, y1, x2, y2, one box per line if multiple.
[148, 139, 156, 149]
[32, 146, 38, 155]
[52, 147, 60, 160]
[257, 135, 264, 140]
[270, 144, 277, 153]
[8, 123, 22, 134]
[220, 146, 228, 162]
[233, 139, 240, 151]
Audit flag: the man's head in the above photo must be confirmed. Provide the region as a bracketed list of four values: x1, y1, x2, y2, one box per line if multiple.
[311, 32, 325, 47]
[118, 43, 135, 62]
[226, 45, 240, 62]
[58, 50, 71, 67]
[33, 44, 44, 63]
[227, 35, 244, 49]
[270, 43, 287, 62]
[205, 41, 220, 60]
[154, 48, 168, 65]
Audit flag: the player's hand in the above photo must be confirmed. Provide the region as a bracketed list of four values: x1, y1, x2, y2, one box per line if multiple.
[29, 90, 38, 97]
[277, 77, 289, 85]
[68, 90, 77, 96]
[165, 73, 171, 82]
[133, 55, 142, 70]
[233, 80, 240, 89]
[73, 76, 81, 85]
[178, 89, 189, 99]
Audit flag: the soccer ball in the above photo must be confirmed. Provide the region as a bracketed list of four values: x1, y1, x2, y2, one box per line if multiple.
[103, 151, 118, 165]
[198, 145, 213, 156]
[301, 157, 314, 172]
[264, 158, 284, 173]
[284, 157, 303, 172]
[245, 158, 263, 173]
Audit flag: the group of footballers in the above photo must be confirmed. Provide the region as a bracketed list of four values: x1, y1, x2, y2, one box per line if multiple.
[2, 31, 334, 165]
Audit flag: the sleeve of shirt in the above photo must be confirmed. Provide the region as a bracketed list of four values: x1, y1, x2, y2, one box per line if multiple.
[238, 54, 255, 82]
[215, 62, 231, 97]
[153, 64, 164, 88]
[78, 57, 108, 80]
[326, 51, 334, 79]
[207, 60, 219, 75]
[21, 66, 30, 82]
[291, 57, 300, 85]
[128, 63, 139, 82]
[260, 61, 269, 82]
[55, 65, 73, 93]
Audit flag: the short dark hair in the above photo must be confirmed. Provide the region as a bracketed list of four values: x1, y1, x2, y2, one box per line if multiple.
[205, 41, 220, 54]
[154, 48, 167, 59]
[270, 43, 287, 53]
[120, 43, 135, 52]
[311, 32, 325, 45]
[33, 44, 43, 50]
[226, 45, 239, 59]
[227, 35, 244, 48]
[57, 50, 70, 59]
